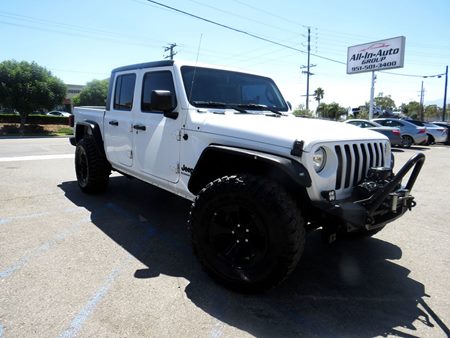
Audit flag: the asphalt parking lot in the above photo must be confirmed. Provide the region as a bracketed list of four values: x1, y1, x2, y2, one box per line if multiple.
[0, 137, 449, 337]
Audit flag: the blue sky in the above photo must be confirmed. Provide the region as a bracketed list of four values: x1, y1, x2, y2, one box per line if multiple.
[1, 0, 449, 110]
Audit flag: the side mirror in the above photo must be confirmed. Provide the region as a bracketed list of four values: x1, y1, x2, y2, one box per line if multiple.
[151, 90, 178, 119]
[286, 101, 292, 110]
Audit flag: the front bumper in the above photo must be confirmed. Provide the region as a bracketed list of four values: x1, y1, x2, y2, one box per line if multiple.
[313, 153, 425, 232]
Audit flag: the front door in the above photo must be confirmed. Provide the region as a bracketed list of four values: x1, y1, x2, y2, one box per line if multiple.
[133, 69, 181, 183]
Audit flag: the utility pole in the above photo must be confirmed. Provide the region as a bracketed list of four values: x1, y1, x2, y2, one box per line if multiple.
[419, 80, 425, 121]
[369, 72, 376, 119]
[443, 65, 448, 121]
[164, 43, 178, 60]
[300, 27, 316, 111]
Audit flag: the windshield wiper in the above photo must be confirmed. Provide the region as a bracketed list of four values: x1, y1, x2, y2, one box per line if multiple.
[236, 104, 282, 115]
[191, 101, 249, 114]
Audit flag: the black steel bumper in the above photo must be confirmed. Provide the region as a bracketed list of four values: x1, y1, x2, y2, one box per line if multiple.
[313, 153, 425, 231]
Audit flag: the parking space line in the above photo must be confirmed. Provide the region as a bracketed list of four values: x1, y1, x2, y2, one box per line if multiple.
[57, 261, 127, 338]
[0, 207, 81, 226]
[0, 154, 74, 162]
[0, 217, 91, 279]
[58, 203, 160, 338]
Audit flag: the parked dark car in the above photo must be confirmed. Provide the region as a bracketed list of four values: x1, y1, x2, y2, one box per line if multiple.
[344, 119, 402, 146]
[372, 118, 428, 148]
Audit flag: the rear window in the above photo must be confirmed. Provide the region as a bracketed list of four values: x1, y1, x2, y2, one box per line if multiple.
[114, 74, 136, 111]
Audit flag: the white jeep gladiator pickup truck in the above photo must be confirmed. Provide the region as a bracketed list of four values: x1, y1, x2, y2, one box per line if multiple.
[70, 60, 425, 292]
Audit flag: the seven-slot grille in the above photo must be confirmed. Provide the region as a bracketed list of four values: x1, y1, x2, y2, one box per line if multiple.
[334, 142, 387, 190]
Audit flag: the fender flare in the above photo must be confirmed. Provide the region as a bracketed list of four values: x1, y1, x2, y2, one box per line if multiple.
[188, 145, 312, 195]
[74, 120, 106, 158]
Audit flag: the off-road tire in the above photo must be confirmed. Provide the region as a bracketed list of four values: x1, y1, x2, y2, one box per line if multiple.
[189, 174, 305, 293]
[75, 137, 110, 194]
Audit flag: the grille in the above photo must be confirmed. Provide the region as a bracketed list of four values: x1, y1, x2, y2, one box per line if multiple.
[334, 142, 386, 190]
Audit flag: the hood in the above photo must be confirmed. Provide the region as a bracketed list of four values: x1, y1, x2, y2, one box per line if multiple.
[192, 112, 388, 152]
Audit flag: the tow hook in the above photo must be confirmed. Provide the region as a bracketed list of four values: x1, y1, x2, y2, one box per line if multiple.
[390, 189, 416, 213]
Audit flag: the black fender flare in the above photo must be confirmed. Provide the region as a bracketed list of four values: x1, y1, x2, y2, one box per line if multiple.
[73, 120, 107, 158]
[188, 145, 312, 195]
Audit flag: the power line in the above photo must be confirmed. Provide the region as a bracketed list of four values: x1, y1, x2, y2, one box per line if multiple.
[145, 0, 346, 65]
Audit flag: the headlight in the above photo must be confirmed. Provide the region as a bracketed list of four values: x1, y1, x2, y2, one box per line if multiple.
[313, 147, 326, 172]
[384, 142, 392, 167]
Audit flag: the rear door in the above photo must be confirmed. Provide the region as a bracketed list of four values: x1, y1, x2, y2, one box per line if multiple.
[104, 73, 137, 167]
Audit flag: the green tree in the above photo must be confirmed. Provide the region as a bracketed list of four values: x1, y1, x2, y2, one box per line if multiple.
[317, 102, 347, 121]
[292, 104, 314, 118]
[0, 60, 66, 132]
[400, 101, 421, 119]
[313, 87, 324, 106]
[374, 95, 396, 111]
[73, 79, 108, 106]
[424, 104, 442, 121]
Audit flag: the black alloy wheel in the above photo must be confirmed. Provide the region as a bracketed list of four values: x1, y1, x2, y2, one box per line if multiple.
[189, 174, 305, 293]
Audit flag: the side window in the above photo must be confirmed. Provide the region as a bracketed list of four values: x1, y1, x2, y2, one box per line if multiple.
[114, 74, 136, 111]
[141, 71, 177, 113]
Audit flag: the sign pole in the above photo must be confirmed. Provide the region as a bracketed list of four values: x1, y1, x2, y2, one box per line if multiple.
[443, 65, 448, 121]
[369, 71, 376, 119]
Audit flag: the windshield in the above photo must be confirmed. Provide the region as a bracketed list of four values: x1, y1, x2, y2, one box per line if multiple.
[181, 66, 289, 112]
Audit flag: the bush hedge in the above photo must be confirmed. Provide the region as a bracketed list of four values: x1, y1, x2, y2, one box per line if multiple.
[0, 114, 69, 125]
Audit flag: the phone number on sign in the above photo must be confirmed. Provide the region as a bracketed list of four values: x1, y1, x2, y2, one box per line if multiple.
[351, 61, 397, 72]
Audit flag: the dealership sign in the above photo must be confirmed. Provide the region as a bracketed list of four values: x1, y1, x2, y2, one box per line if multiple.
[347, 36, 406, 74]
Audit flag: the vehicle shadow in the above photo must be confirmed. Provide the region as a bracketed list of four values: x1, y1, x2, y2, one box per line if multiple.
[59, 177, 436, 338]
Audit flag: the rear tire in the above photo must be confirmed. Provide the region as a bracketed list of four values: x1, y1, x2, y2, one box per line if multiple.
[401, 135, 413, 148]
[75, 137, 110, 193]
[189, 175, 305, 293]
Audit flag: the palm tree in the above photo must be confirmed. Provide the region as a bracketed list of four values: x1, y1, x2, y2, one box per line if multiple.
[314, 87, 324, 105]
[313, 87, 324, 117]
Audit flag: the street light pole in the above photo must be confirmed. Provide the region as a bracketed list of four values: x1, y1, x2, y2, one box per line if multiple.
[443, 65, 448, 122]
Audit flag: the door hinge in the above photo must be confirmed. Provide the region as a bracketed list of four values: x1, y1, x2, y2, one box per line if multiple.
[177, 130, 182, 141]
[176, 163, 181, 174]
[129, 150, 133, 159]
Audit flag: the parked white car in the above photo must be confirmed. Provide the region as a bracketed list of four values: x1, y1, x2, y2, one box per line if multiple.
[47, 110, 71, 117]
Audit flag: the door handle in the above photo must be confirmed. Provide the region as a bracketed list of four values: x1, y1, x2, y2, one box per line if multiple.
[133, 124, 146, 131]
[109, 120, 119, 126]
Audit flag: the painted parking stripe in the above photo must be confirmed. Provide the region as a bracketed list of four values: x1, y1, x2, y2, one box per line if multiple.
[0, 217, 91, 279]
[58, 203, 160, 338]
[0, 154, 74, 162]
[57, 263, 125, 338]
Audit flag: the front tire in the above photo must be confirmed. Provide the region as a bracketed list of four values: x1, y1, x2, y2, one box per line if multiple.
[189, 175, 305, 293]
[75, 137, 110, 193]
